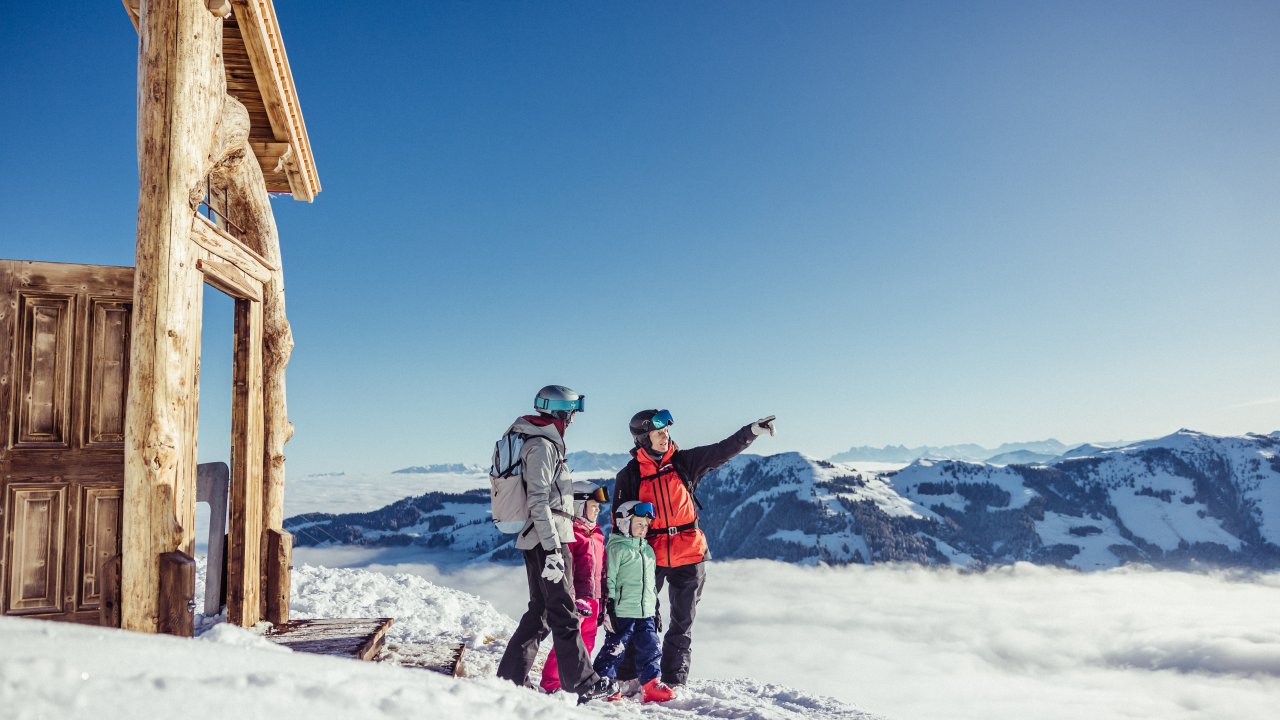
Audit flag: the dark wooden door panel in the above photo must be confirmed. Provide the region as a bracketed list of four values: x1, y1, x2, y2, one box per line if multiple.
[79, 485, 123, 609]
[86, 300, 131, 446]
[1, 259, 132, 623]
[5, 484, 67, 614]
[15, 294, 75, 448]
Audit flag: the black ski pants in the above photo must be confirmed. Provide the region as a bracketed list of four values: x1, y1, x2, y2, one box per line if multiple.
[617, 561, 706, 685]
[496, 544, 599, 693]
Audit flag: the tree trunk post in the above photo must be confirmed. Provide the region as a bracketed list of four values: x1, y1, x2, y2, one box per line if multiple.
[123, 0, 226, 633]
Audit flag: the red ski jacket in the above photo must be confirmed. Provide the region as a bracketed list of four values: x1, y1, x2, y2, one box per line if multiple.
[612, 424, 756, 568]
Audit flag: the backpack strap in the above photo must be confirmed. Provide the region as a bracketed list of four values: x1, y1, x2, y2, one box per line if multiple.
[519, 509, 577, 537]
[639, 462, 704, 511]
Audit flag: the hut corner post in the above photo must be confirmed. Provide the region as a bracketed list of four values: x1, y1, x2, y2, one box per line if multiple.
[124, 0, 295, 633]
[123, 0, 226, 634]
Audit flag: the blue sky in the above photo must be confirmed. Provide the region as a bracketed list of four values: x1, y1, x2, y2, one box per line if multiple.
[2, 1, 1277, 473]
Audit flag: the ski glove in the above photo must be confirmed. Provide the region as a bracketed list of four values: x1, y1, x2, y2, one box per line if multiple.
[605, 598, 619, 634]
[541, 552, 566, 584]
[575, 599, 593, 617]
[655, 607, 663, 633]
[751, 415, 777, 437]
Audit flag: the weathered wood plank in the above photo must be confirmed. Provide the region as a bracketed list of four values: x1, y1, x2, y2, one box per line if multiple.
[190, 215, 276, 283]
[157, 551, 195, 637]
[264, 528, 291, 625]
[98, 554, 123, 628]
[226, 296, 264, 627]
[266, 618, 393, 660]
[228, 0, 320, 200]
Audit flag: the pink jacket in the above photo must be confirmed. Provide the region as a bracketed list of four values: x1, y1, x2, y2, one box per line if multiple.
[570, 518, 606, 600]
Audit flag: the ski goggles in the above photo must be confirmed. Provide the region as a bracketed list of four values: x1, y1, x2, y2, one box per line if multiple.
[631, 501, 656, 520]
[574, 486, 610, 504]
[534, 395, 585, 413]
[641, 409, 674, 432]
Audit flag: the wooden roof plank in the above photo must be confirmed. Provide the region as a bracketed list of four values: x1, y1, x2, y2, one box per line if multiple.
[228, 0, 320, 201]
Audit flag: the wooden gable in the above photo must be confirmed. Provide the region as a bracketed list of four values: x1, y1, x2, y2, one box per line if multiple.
[123, 0, 321, 201]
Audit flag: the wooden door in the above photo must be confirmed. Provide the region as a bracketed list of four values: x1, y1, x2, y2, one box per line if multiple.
[1, 260, 133, 624]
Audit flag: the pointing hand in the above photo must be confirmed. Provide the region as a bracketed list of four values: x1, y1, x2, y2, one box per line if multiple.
[751, 415, 777, 437]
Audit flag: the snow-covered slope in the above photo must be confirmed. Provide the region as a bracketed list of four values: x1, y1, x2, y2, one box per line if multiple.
[0, 564, 879, 720]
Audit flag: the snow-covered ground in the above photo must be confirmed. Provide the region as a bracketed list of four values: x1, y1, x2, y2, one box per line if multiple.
[9, 456, 1279, 720]
[294, 547, 1280, 720]
[1, 559, 877, 720]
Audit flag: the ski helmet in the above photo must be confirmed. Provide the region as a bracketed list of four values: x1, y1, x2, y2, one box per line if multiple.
[534, 385, 585, 420]
[629, 409, 674, 448]
[613, 500, 656, 537]
[572, 480, 609, 519]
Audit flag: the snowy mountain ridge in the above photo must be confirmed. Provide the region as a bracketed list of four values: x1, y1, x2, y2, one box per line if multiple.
[827, 437, 1138, 463]
[285, 429, 1280, 570]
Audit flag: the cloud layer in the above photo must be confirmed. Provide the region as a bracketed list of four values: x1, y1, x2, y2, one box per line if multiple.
[295, 548, 1280, 720]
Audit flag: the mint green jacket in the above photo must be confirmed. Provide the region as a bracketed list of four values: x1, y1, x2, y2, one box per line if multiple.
[605, 533, 657, 618]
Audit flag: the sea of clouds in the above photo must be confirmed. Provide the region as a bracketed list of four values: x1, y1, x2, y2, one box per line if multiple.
[295, 547, 1280, 720]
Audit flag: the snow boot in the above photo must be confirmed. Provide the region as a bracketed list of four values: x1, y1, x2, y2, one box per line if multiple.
[617, 678, 643, 697]
[577, 677, 618, 705]
[641, 678, 676, 703]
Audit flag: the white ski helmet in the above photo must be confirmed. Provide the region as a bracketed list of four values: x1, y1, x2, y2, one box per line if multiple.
[572, 480, 609, 519]
[613, 500, 656, 537]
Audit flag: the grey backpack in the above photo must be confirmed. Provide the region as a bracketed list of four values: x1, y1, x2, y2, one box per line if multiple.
[489, 429, 530, 533]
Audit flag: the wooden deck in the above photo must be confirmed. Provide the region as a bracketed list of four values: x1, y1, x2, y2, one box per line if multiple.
[265, 618, 393, 661]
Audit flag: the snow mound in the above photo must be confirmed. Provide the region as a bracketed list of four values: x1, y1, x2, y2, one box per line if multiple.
[198, 622, 289, 652]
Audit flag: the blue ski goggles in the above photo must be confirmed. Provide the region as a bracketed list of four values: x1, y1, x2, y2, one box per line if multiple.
[642, 409, 674, 432]
[534, 395, 585, 413]
[632, 501, 656, 519]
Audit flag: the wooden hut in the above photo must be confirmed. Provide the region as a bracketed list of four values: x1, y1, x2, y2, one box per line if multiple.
[0, 0, 319, 635]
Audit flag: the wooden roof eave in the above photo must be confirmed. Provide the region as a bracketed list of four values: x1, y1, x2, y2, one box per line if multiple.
[122, 0, 321, 202]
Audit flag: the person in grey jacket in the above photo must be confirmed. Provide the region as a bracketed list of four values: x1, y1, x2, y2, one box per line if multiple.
[496, 385, 616, 704]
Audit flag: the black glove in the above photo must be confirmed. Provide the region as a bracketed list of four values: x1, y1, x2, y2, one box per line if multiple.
[654, 607, 663, 633]
[605, 598, 619, 633]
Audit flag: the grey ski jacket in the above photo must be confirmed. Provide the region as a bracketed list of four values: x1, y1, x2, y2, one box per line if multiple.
[511, 416, 576, 552]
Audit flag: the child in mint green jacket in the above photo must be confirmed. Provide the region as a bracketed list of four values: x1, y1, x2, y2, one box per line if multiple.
[591, 501, 675, 703]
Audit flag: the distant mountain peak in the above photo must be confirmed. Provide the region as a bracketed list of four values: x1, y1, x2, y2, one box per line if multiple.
[392, 463, 485, 475]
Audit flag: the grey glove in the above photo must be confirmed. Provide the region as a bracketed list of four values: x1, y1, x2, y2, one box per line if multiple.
[540, 552, 566, 583]
[751, 415, 777, 437]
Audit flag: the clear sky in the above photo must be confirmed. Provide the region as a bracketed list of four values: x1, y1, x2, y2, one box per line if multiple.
[2, 1, 1277, 474]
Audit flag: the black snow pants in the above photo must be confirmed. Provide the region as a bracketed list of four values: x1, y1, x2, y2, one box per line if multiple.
[496, 544, 600, 693]
[617, 561, 706, 685]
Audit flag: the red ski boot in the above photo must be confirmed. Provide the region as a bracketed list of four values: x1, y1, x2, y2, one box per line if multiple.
[641, 678, 676, 703]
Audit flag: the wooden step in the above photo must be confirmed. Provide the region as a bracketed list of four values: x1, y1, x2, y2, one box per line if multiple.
[265, 617, 393, 661]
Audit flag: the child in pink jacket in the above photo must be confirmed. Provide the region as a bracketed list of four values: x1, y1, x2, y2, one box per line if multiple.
[539, 481, 609, 693]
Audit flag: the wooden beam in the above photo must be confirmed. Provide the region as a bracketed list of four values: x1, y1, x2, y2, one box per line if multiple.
[226, 296, 264, 627]
[196, 257, 263, 302]
[265, 528, 291, 625]
[158, 551, 196, 637]
[190, 214, 276, 284]
[214, 141, 294, 585]
[123, 0, 226, 634]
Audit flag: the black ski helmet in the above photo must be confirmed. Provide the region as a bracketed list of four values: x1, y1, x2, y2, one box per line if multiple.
[629, 409, 674, 448]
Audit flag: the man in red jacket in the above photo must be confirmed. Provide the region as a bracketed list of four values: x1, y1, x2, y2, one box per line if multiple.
[611, 409, 776, 688]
